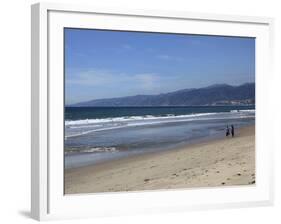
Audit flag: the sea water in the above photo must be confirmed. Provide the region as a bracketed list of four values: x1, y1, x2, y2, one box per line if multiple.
[64, 106, 255, 169]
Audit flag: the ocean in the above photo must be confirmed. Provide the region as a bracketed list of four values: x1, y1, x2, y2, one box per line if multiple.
[64, 106, 255, 169]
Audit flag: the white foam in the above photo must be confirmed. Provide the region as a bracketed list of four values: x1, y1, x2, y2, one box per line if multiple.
[65, 147, 118, 154]
[65, 112, 217, 126]
[231, 109, 255, 113]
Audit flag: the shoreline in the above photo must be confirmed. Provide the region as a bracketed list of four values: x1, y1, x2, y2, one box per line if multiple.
[65, 124, 255, 194]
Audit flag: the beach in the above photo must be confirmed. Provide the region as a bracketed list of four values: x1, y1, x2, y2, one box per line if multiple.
[65, 124, 255, 194]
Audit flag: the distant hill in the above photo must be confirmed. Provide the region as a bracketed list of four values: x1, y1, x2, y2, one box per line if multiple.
[71, 83, 255, 107]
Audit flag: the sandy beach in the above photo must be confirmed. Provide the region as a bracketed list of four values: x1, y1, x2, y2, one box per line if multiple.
[65, 125, 255, 194]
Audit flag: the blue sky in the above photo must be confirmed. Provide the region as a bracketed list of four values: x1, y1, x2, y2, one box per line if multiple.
[65, 28, 255, 104]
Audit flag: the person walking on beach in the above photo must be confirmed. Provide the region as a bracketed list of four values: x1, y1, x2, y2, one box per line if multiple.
[226, 125, 230, 137]
[231, 125, 235, 137]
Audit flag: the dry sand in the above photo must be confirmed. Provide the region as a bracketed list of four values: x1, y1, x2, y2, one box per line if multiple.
[65, 125, 255, 194]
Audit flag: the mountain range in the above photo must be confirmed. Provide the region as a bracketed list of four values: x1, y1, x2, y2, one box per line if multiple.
[70, 83, 255, 107]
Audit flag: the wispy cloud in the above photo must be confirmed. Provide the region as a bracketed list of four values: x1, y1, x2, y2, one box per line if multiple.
[155, 54, 184, 62]
[66, 69, 161, 90]
[122, 44, 133, 50]
[134, 73, 161, 91]
[66, 68, 188, 98]
[65, 67, 230, 104]
[156, 54, 172, 60]
[66, 69, 128, 86]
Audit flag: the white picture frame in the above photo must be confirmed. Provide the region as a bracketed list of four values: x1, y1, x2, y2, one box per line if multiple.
[31, 2, 274, 221]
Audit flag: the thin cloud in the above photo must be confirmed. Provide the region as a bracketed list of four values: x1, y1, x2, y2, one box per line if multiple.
[66, 69, 160, 90]
[134, 73, 161, 91]
[66, 70, 116, 86]
[122, 44, 133, 50]
[155, 54, 184, 62]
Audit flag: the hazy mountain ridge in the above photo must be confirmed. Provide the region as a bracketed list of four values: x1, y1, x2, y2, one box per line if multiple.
[71, 83, 255, 107]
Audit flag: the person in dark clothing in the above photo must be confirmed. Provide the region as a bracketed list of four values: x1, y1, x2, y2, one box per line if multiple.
[226, 125, 230, 137]
[231, 125, 235, 137]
